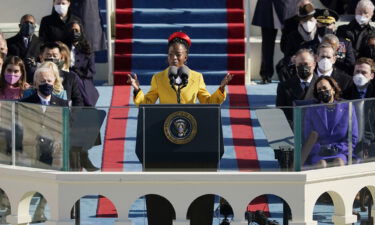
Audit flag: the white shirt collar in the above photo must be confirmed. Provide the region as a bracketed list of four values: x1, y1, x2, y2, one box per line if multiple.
[299, 74, 313, 84]
[37, 93, 51, 105]
[317, 68, 333, 77]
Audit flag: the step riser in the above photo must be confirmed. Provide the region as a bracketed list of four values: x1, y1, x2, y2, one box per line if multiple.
[116, 0, 240, 9]
[114, 0, 245, 85]
[113, 72, 245, 85]
[114, 55, 244, 71]
[116, 10, 243, 24]
[116, 26, 244, 39]
[115, 41, 244, 54]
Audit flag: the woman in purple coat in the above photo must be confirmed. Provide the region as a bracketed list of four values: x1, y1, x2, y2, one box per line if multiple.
[303, 76, 358, 168]
[67, 20, 99, 106]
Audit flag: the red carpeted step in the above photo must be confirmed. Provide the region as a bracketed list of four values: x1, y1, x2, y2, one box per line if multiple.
[227, 85, 270, 213]
[115, 9, 132, 24]
[227, 9, 244, 23]
[227, 0, 244, 85]
[227, 39, 244, 54]
[227, 70, 245, 85]
[116, 0, 132, 9]
[227, 54, 245, 70]
[113, 71, 132, 85]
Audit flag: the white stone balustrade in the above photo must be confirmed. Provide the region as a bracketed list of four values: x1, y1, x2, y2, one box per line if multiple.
[0, 162, 374, 225]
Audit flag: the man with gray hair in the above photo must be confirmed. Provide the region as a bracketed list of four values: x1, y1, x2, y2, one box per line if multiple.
[337, 0, 375, 57]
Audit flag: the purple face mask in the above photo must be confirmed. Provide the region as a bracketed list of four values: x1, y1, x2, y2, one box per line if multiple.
[5, 74, 21, 85]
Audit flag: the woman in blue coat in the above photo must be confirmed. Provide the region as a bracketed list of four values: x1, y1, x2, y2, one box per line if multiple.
[303, 76, 358, 168]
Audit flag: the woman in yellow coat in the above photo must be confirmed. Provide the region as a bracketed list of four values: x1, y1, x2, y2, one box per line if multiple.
[127, 32, 233, 105]
[126, 32, 233, 225]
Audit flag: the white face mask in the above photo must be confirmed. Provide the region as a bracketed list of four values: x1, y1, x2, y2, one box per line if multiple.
[175, 76, 182, 85]
[318, 58, 333, 72]
[353, 73, 369, 87]
[355, 15, 370, 25]
[54, 4, 69, 16]
[302, 20, 316, 33]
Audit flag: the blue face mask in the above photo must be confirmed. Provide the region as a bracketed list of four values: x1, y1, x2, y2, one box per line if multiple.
[38, 83, 54, 96]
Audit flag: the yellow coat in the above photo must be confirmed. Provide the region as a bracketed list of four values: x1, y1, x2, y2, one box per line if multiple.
[134, 68, 226, 105]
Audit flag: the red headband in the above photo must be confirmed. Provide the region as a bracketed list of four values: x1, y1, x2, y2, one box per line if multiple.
[168, 32, 191, 47]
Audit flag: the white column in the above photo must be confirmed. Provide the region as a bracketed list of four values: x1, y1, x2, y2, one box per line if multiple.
[114, 219, 133, 225]
[6, 214, 32, 225]
[332, 215, 357, 225]
[289, 221, 318, 225]
[45, 220, 74, 225]
[173, 219, 190, 225]
[230, 219, 249, 225]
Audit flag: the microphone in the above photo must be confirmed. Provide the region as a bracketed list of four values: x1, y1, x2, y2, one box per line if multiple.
[168, 66, 178, 86]
[178, 65, 190, 86]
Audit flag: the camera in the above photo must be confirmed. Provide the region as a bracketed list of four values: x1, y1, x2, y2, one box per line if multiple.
[24, 57, 36, 66]
[36, 135, 54, 165]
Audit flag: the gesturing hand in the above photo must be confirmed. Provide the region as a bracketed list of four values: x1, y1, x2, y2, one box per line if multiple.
[127, 73, 140, 91]
[219, 73, 234, 92]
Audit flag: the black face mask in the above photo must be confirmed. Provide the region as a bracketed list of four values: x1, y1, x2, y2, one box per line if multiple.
[70, 31, 81, 42]
[362, 45, 375, 59]
[20, 22, 35, 37]
[317, 26, 334, 37]
[317, 90, 332, 103]
[296, 64, 311, 79]
[38, 83, 54, 97]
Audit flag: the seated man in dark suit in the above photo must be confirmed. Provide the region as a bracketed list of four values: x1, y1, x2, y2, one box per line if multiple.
[347, 58, 375, 159]
[315, 42, 354, 99]
[20, 65, 68, 106]
[6, 14, 42, 83]
[336, 0, 375, 57]
[38, 42, 84, 106]
[276, 48, 317, 126]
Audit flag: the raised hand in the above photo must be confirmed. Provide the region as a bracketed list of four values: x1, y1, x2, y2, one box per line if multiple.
[127, 73, 140, 91]
[219, 73, 234, 92]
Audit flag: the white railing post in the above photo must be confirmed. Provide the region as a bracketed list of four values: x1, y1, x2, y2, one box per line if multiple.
[106, 0, 114, 85]
[11, 102, 16, 166]
[244, 0, 252, 85]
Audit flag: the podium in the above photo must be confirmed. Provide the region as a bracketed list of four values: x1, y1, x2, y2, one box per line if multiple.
[136, 104, 223, 171]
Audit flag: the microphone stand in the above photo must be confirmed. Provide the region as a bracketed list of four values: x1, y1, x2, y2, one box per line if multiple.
[177, 84, 187, 104]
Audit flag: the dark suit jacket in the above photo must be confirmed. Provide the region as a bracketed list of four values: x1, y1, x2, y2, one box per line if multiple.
[347, 82, 375, 100]
[284, 30, 318, 61]
[39, 11, 81, 45]
[252, 0, 298, 29]
[71, 49, 95, 79]
[328, 68, 354, 100]
[60, 70, 84, 106]
[20, 92, 68, 106]
[276, 74, 318, 122]
[337, 20, 375, 57]
[6, 33, 42, 83]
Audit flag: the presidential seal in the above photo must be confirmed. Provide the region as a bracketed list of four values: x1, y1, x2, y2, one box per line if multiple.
[163, 111, 197, 144]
